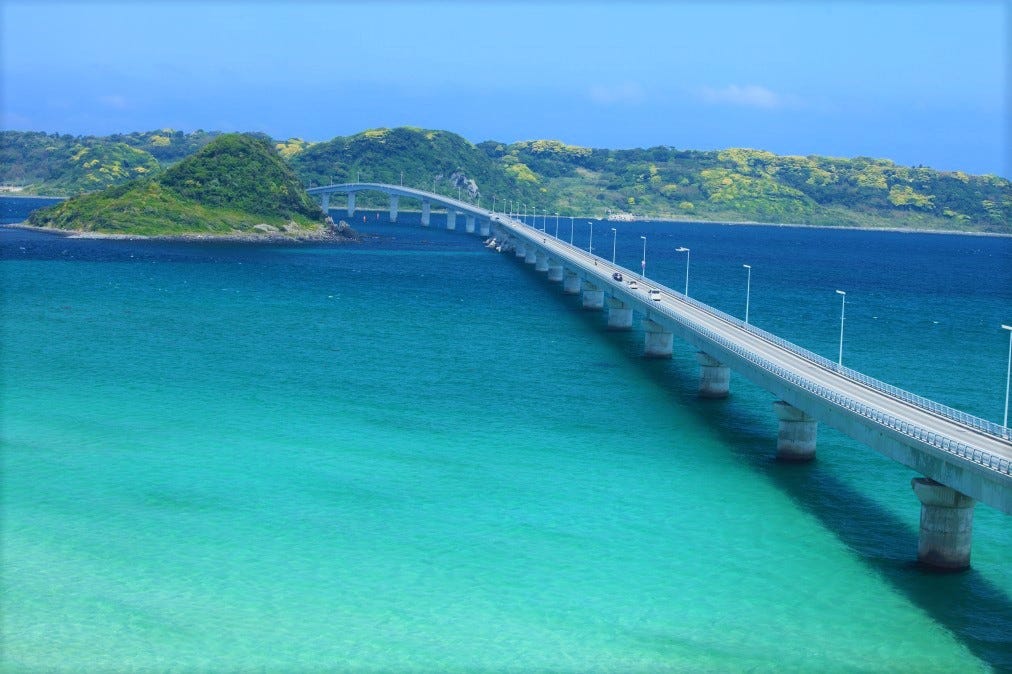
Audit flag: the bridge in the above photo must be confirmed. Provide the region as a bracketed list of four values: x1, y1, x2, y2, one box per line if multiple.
[308, 182, 1011, 571]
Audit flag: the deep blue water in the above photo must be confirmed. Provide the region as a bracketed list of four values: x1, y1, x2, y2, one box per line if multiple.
[1, 206, 1010, 672]
[0, 195, 64, 224]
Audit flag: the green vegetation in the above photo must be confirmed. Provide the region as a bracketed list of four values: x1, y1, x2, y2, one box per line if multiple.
[1, 129, 220, 196]
[28, 134, 326, 236]
[5, 127, 1009, 234]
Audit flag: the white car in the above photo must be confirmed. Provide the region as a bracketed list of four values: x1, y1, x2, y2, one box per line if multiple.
[649, 289, 662, 301]
[627, 280, 638, 290]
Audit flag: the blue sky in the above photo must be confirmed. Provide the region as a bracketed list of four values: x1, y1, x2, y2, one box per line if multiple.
[2, 1, 1007, 176]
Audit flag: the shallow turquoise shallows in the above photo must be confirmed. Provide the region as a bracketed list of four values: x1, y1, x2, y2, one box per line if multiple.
[1, 215, 1010, 673]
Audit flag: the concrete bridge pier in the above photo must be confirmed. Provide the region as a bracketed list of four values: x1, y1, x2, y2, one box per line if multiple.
[911, 478, 975, 570]
[772, 400, 818, 461]
[515, 242, 527, 259]
[320, 193, 330, 213]
[389, 195, 399, 223]
[479, 219, 491, 236]
[447, 210, 457, 230]
[524, 246, 538, 264]
[421, 200, 431, 226]
[347, 192, 356, 217]
[643, 319, 673, 358]
[582, 283, 604, 310]
[606, 298, 633, 330]
[547, 262, 564, 282]
[563, 271, 581, 294]
[535, 251, 549, 272]
[696, 352, 730, 398]
[466, 215, 476, 233]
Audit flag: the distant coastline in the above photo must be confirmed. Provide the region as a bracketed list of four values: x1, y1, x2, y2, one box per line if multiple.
[6, 214, 1008, 242]
[0, 221, 353, 243]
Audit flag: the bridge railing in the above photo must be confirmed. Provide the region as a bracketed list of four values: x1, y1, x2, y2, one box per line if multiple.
[672, 283, 1008, 440]
[504, 217, 1008, 442]
[652, 301, 1012, 477]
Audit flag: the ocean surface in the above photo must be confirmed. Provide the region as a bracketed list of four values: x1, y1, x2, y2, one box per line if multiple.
[2, 205, 1010, 672]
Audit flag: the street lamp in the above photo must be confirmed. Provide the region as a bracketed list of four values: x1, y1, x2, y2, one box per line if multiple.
[533, 205, 537, 228]
[835, 290, 846, 368]
[1002, 324, 1012, 435]
[676, 247, 690, 296]
[570, 216, 574, 244]
[555, 213, 559, 238]
[743, 264, 752, 324]
[640, 236, 647, 279]
[432, 176, 437, 193]
[588, 221, 594, 255]
[610, 228, 617, 264]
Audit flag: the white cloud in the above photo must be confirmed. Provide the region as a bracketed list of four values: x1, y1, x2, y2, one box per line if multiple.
[588, 82, 645, 105]
[98, 94, 129, 110]
[699, 84, 798, 110]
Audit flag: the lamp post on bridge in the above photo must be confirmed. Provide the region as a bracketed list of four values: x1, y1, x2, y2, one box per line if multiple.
[835, 290, 847, 368]
[640, 236, 647, 279]
[570, 216, 574, 244]
[533, 205, 537, 229]
[676, 246, 690, 296]
[492, 195, 497, 213]
[555, 213, 559, 238]
[523, 203, 527, 225]
[610, 228, 617, 264]
[743, 264, 752, 324]
[588, 221, 594, 255]
[1002, 324, 1012, 437]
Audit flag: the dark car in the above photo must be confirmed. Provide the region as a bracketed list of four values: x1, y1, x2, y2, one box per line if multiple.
[612, 272, 623, 282]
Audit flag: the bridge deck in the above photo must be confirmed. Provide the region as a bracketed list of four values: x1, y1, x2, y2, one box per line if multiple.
[310, 183, 1012, 512]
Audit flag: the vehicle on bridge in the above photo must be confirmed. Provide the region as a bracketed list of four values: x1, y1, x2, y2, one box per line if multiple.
[612, 272, 623, 282]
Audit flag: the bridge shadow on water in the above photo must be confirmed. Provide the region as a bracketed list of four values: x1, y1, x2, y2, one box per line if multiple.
[513, 262, 1012, 670]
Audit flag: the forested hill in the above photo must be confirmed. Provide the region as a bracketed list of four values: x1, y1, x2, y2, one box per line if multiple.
[27, 134, 326, 236]
[3, 127, 1009, 233]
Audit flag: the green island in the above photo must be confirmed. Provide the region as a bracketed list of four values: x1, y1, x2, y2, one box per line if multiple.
[23, 134, 333, 238]
[3, 126, 1009, 236]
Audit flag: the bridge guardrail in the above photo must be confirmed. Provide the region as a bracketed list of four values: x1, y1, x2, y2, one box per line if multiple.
[646, 297, 1012, 476]
[503, 217, 1008, 443]
[672, 292, 1009, 440]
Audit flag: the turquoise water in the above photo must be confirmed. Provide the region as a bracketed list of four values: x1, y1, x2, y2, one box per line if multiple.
[1, 214, 1010, 672]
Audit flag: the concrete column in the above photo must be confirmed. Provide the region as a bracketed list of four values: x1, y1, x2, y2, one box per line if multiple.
[515, 243, 527, 259]
[563, 271, 581, 294]
[911, 478, 975, 570]
[547, 263, 564, 282]
[465, 215, 476, 233]
[446, 210, 457, 230]
[535, 251, 549, 272]
[524, 246, 537, 264]
[421, 200, 431, 226]
[389, 195, 399, 223]
[606, 298, 633, 330]
[772, 400, 818, 461]
[347, 192, 356, 217]
[320, 193, 330, 213]
[696, 351, 730, 399]
[643, 319, 673, 358]
[582, 283, 604, 310]
[479, 219, 491, 236]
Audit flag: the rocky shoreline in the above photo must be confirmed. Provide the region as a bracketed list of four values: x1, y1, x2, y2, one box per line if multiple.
[2, 219, 361, 243]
